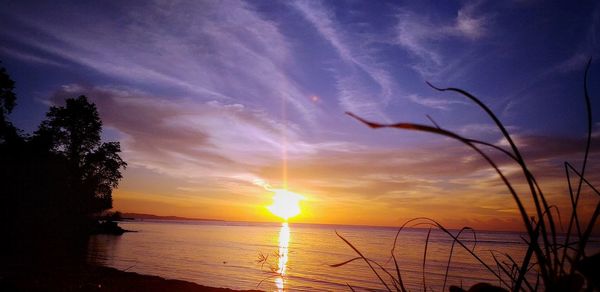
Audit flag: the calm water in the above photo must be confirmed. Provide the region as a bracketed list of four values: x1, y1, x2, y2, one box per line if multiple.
[87, 220, 595, 291]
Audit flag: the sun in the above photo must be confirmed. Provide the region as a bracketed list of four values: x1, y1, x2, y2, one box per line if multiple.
[268, 189, 302, 221]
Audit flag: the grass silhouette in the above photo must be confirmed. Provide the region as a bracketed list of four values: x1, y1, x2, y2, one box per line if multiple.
[334, 59, 598, 291]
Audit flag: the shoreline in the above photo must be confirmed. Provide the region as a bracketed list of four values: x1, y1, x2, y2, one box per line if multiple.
[1, 264, 263, 292]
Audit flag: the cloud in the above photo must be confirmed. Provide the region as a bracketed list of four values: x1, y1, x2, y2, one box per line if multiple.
[407, 93, 468, 110]
[257, 129, 600, 227]
[454, 2, 489, 40]
[550, 3, 599, 74]
[553, 53, 590, 73]
[0, 0, 317, 123]
[254, 140, 522, 226]
[513, 134, 600, 163]
[0, 46, 66, 67]
[49, 83, 382, 194]
[48, 83, 600, 228]
[50, 84, 315, 181]
[394, 1, 491, 77]
[335, 73, 388, 118]
[292, 0, 395, 119]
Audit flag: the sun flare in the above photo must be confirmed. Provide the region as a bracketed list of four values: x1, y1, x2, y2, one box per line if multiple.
[268, 189, 302, 221]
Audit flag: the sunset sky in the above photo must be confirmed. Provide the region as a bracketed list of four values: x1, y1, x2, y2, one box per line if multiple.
[1, 0, 599, 231]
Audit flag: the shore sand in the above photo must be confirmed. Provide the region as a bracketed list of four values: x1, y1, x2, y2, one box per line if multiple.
[1, 264, 263, 292]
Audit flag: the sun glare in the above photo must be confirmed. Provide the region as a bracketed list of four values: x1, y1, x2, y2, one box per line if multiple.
[268, 189, 302, 221]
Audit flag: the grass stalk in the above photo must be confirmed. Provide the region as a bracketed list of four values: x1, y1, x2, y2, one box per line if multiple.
[561, 58, 593, 276]
[423, 228, 432, 292]
[333, 60, 597, 291]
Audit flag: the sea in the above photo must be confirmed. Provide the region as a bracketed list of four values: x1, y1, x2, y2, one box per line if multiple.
[87, 219, 598, 291]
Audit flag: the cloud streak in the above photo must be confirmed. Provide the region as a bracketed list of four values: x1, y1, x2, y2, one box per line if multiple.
[0, 0, 318, 124]
[52, 85, 298, 179]
[394, 1, 491, 78]
[0, 46, 66, 67]
[292, 0, 395, 119]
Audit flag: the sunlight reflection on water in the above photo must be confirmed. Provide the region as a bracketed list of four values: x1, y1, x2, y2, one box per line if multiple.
[275, 222, 290, 291]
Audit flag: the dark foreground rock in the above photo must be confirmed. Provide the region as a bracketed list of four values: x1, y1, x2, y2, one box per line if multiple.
[90, 221, 133, 235]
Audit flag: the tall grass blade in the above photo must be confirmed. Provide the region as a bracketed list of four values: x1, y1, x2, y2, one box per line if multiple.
[347, 112, 540, 282]
[391, 217, 510, 287]
[562, 58, 594, 274]
[391, 253, 407, 292]
[442, 227, 476, 292]
[346, 283, 357, 292]
[423, 228, 431, 292]
[337, 61, 597, 290]
[335, 231, 393, 291]
[426, 114, 441, 129]
[331, 256, 405, 290]
[330, 257, 362, 268]
[425, 81, 555, 282]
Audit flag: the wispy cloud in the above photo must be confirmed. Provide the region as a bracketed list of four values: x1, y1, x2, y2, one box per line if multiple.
[0, 46, 66, 67]
[292, 0, 395, 119]
[407, 93, 468, 110]
[553, 52, 590, 73]
[0, 1, 317, 123]
[51, 84, 310, 180]
[52, 81, 571, 227]
[49, 83, 374, 194]
[394, 1, 491, 78]
[454, 2, 489, 40]
[547, 2, 599, 74]
[254, 132, 595, 227]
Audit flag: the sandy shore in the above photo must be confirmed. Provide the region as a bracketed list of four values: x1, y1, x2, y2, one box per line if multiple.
[0, 264, 263, 292]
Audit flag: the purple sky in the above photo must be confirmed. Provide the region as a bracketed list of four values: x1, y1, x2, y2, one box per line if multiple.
[1, 0, 599, 228]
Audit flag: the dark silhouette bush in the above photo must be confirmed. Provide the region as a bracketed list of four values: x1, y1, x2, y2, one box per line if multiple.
[0, 64, 126, 263]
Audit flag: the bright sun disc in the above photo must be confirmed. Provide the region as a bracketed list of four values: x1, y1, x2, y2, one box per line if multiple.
[268, 189, 302, 220]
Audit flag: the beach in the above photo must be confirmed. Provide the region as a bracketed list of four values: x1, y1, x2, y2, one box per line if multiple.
[1, 264, 262, 292]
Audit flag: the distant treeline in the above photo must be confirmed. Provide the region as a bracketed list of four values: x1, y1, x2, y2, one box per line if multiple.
[120, 212, 223, 221]
[0, 64, 126, 256]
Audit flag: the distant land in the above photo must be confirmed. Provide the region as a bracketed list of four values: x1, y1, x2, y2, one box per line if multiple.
[121, 213, 224, 222]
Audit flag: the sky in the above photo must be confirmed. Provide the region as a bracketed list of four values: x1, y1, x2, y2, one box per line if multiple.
[1, 0, 600, 231]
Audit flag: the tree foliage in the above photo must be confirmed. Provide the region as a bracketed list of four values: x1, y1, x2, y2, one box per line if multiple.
[0, 65, 126, 255]
[38, 96, 102, 165]
[35, 95, 127, 213]
[0, 65, 16, 118]
[0, 64, 18, 143]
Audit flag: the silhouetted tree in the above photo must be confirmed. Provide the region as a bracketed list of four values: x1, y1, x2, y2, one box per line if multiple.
[37, 96, 102, 165]
[0, 65, 127, 262]
[35, 95, 127, 214]
[0, 64, 18, 144]
[0, 65, 16, 118]
[83, 141, 126, 212]
[0, 65, 23, 237]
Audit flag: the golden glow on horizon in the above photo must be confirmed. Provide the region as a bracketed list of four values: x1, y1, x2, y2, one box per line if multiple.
[268, 189, 302, 221]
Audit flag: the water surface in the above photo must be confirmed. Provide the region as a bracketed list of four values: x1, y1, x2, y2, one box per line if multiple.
[88, 220, 590, 291]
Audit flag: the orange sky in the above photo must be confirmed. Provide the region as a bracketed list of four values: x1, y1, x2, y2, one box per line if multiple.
[113, 136, 600, 232]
